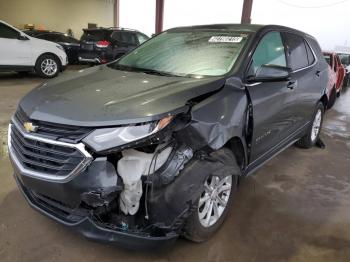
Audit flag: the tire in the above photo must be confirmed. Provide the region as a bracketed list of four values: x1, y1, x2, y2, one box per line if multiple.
[343, 74, 349, 88]
[16, 71, 30, 76]
[35, 54, 60, 78]
[183, 170, 238, 243]
[295, 102, 324, 149]
[327, 87, 337, 109]
[337, 90, 341, 98]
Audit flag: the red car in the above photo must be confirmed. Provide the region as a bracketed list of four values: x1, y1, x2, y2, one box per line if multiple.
[323, 52, 346, 108]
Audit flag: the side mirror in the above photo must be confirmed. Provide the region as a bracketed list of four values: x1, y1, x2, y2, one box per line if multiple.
[247, 64, 291, 82]
[18, 34, 29, 41]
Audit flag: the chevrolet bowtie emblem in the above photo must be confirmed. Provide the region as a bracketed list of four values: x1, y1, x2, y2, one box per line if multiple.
[23, 122, 38, 133]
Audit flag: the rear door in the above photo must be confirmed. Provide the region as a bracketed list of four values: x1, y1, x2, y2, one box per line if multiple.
[282, 32, 318, 128]
[247, 31, 297, 162]
[0, 22, 32, 66]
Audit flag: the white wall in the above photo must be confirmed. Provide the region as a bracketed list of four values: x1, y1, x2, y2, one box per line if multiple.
[0, 0, 114, 38]
[119, 0, 155, 36]
[119, 0, 244, 36]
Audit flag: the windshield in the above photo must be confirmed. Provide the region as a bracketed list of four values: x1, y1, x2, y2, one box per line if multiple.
[112, 30, 249, 77]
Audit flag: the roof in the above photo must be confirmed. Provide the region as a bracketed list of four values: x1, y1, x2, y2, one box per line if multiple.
[83, 27, 138, 32]
[168, 24, 264, 33]
[167, 24, 313, 38]
[24, 30, 62, 36]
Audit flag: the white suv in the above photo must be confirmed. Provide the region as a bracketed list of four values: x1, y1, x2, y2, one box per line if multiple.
[0, 20, 68, 78]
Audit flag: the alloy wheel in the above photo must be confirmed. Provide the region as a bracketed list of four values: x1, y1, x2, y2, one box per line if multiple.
[41, 58, 58, 76]
[311, 109, 322, 142]
[198, 175, 232, 227]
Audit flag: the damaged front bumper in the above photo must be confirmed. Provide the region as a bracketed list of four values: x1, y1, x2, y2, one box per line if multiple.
[14, 175, 178, 249]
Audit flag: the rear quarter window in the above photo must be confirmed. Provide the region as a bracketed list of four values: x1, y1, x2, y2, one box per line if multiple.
[111, 31, 138, 45]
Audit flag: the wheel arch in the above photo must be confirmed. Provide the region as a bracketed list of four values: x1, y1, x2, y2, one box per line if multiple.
[320, 93, 328, 109]
[35, 52, 63, 69]
[224, 136, 247, 172]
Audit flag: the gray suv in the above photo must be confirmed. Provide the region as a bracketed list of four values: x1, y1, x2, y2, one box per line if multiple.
[8, 24, 328, 249]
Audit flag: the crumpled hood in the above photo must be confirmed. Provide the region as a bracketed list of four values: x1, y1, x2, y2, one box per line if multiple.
[19, 65, 225, 126]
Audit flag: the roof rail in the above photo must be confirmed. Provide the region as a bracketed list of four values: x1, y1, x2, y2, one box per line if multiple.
[108, 27, 137, 31]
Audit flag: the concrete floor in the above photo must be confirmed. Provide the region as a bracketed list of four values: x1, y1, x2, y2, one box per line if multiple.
[0, 68, 350, 262]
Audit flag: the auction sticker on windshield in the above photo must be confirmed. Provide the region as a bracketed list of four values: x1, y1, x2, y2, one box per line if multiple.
[209, 36, 243, 43]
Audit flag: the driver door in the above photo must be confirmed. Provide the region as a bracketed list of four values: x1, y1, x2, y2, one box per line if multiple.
[0, 22, 31, 66]
[246, 31, 297, 163]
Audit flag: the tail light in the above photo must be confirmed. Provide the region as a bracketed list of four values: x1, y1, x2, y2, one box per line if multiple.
[96, 40, 110, 48]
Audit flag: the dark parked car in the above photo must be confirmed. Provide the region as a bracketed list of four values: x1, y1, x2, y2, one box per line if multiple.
[78, 27, 149, 64]
[337, 52, 350, 87]
[24, 30, 80, 64]
[9, 24, 328, 249]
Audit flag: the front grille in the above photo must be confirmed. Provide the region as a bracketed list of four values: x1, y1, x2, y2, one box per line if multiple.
[10, 124, 86, 177]
[15, 108, 92, 142]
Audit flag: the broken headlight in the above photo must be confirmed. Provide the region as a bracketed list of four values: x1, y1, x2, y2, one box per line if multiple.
[83, 116, 174, 152]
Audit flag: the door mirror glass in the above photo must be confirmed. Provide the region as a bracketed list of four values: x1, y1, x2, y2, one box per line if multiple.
[248, 64, 291, 82]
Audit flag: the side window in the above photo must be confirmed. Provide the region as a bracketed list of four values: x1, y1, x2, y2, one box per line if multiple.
[40, 34, 59, 42]
[122, 32, 138, 45]
[284, 33, 309, 70]
[305, 40, 315, 65]
[250, 31, 287, 75]
[0, 23, 19, 39]
[111, 31, 138, 45]
[136, 33, 149, 44]
[66, 36, 79, 44]
[111, 31, 123, 42]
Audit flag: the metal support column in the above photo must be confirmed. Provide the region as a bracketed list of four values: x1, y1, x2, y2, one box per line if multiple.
[155, 0, 164, 34]
[241, 0, 253, 24]
[114, 0, 120, 27]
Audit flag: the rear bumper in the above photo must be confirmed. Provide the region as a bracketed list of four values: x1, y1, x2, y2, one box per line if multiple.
[14, 174, 178, 249]
[78, 50, 115, 64]
[78, 56, 102, 64]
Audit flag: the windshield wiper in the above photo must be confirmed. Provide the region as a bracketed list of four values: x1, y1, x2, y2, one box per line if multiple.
[137, 68, 183, 77]
[110, 63, 184, 77]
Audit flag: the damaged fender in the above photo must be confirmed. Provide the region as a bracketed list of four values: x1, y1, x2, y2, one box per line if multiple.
[148, 148, 241, 228]
[177, 77, 249, 155]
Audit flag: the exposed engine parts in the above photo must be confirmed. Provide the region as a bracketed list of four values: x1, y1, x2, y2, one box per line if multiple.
[149, 144, 194, 187]
[117, 144, 173, 215]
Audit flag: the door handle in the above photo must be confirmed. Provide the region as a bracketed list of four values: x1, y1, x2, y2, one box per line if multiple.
[287, 81, 297, 90]
[316, 70, 321, 77]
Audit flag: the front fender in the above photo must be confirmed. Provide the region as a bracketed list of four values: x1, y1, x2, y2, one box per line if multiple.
[177, 77, 248, 152]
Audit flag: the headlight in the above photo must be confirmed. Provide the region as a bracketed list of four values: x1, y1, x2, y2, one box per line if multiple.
[83, 116, 173, 152]
[56, 45, 64, 52]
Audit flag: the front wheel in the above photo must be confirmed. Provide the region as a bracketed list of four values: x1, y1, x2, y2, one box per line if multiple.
[183, 174, 237, 242]
[35, 55, 60, 78]
[295, 102, 324, 149]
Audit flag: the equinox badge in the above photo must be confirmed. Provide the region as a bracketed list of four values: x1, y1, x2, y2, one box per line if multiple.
[23, 122, 38, 133]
